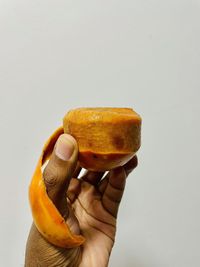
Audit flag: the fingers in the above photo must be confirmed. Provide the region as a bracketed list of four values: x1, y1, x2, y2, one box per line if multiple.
[98, 175, 109, 194]
[73, 163, 82, 178]
[81, 171, 104, 185]
[101, 156, 138, 218]
[101, 167, 126, 218]
[67, 178, 81, 203]
[67, 170, 105, 203]
[43, 134, 78, 206]
[99, 156, 138, 194]
[123, 155, 138, 176]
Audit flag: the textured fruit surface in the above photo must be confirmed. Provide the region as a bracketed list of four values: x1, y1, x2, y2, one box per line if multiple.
[63, 107, 141, 171]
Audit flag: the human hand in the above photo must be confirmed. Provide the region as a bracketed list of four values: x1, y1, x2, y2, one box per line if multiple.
[25, 134, 138, 267]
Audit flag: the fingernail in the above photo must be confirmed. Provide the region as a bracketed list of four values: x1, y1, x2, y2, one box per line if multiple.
[55, 134, 75, 161]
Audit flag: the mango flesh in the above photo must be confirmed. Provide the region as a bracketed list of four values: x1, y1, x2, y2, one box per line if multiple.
[63, 107, 141, 171]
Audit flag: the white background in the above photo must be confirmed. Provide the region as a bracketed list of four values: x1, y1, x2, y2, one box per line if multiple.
[0, 0, 200, 266]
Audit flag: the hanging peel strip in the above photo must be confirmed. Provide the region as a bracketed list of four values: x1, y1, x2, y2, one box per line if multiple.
[29, 126, 85, 248]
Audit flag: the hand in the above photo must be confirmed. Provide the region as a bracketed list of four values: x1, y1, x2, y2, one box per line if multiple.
[25, 134, 138, 267]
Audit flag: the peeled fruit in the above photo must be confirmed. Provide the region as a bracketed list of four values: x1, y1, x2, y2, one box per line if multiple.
[29, 107, 141, 248]
[63, 107, 141, 171]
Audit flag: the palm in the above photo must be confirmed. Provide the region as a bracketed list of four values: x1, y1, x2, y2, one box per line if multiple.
[25, 157, 137, 267]
[66, 169, 124, 266]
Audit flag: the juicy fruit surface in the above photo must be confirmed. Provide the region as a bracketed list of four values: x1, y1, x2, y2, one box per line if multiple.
[79, 151, 135, 171]
[63, 107, 141, 171]
[65, 107, 141, 126]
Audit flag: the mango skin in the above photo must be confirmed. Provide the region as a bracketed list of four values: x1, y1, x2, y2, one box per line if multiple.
[29, 127, 85, 248]
[63, 107, 141, 171]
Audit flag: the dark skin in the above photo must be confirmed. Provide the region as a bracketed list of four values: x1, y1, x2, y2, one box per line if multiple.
[25, 134, 138, 267]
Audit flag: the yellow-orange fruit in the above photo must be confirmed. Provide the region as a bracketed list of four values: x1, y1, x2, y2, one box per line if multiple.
[63, 107, 141, 171]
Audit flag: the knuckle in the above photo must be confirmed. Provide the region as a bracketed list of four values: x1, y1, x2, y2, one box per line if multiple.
[43, 165, 60, 189]
[124, 156, 138, 176]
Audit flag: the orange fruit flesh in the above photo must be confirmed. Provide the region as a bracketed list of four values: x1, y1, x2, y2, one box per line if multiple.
[63, 107, 141, 171]
[79, 151, 134, 171]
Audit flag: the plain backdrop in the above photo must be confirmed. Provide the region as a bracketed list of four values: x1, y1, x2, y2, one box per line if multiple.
[0, 0, 200, 266]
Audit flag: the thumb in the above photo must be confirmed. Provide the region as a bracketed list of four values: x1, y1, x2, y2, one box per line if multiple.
[43, 133, 78, 205]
